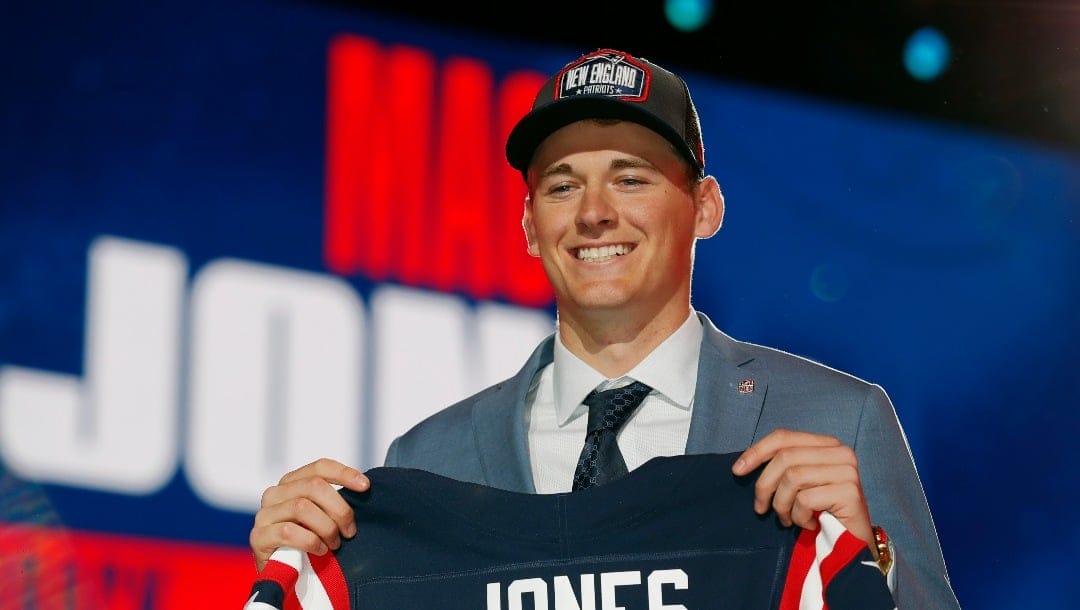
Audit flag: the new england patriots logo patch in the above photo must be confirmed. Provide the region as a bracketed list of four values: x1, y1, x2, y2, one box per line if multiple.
[555, 49, 650, 101]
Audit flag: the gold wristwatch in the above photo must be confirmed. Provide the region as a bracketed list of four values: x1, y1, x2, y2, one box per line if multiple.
[871, 525, 894, 576]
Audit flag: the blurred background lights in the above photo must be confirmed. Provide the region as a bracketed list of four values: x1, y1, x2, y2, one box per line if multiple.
[664, 0, 713, 32]
[904, 26, 951, 82]
[810, 264, 849, 303]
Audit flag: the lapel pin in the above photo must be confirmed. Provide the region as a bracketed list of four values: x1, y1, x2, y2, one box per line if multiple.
[738, 379, 755, 394]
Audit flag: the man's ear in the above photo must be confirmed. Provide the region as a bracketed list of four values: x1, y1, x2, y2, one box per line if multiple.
[522, 195, 540, 257]
[693, 176, 724, 239]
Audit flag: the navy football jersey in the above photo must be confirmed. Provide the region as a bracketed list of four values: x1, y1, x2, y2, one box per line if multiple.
[245, 453, 895, 609]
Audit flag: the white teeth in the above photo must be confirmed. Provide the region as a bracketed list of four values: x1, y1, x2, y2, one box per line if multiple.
[577, 244, 632, 262]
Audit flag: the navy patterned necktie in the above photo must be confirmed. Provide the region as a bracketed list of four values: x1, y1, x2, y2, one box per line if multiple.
[572, 380, 653, 491]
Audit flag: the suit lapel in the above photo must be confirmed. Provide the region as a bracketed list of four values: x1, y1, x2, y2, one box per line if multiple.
[469, 335, 555, 493]
[685, 315, 768, 455]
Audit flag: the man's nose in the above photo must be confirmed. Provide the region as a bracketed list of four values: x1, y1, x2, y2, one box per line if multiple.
[575, 188, 616, 230]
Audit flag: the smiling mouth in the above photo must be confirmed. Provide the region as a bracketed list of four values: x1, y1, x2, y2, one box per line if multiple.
[576, 244, 633, 262]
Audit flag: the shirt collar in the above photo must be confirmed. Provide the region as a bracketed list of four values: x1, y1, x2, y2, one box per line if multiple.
[552, 310, 703, 425]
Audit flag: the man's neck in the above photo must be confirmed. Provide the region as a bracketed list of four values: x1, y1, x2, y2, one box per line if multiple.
[556, 301, 693, 378]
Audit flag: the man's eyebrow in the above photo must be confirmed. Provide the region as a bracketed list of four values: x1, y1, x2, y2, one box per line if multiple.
[610, 157, 655, 171]
[538, 163, 573, 180]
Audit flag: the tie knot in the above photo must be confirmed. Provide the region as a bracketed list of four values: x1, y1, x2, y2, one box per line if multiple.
[584, 380, 652, 434]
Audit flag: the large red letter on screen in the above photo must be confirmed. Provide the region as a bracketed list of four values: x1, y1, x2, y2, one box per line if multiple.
[324, 35, 552, 306]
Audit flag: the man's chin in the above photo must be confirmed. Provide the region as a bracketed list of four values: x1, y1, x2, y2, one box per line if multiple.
[560, 288, 637, 315]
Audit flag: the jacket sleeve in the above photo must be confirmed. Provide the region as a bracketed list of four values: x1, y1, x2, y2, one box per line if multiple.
[855, 384, 961, 609]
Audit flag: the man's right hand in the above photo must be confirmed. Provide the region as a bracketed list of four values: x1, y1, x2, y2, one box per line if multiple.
[249, 458, 370, 572]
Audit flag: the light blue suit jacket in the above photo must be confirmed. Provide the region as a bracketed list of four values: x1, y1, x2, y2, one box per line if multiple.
[385, 312, 961, 609]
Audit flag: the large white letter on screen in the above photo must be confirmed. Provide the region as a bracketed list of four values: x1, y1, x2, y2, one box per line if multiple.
[0, 236, 186, 493]
[368, 285, 470, 468]
[186, 259, 365, 512]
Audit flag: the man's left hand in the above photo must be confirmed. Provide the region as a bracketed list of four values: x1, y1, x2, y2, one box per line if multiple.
[732, 428, 877, 557]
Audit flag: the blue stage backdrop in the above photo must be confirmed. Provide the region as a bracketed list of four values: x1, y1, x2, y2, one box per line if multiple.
[1, 1, 1077, 608]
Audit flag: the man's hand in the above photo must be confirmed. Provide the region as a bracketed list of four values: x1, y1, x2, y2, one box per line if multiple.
[732, 429, 876, 557]
[249, 458, 370, 572]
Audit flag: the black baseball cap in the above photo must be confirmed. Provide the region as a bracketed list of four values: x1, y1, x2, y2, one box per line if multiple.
[505, 48, 705, 178]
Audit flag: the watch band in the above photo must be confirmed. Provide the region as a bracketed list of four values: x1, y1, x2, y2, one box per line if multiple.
[871, 525, 894, 576]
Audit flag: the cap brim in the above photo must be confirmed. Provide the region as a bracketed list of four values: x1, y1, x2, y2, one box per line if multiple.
[505, 96, 699, 176]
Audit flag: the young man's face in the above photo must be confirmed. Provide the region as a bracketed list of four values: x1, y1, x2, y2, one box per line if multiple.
[523, 119, 718, 323]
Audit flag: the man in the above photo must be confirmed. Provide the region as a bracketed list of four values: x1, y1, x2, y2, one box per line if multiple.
[250, 48, 960, 608]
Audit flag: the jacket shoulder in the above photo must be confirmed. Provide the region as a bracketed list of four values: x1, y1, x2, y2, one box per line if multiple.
[383, 334, 555, 477]
[701, 315, 879, 393]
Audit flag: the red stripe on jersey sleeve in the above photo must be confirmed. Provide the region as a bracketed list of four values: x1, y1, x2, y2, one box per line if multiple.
[779, 526, 819, 610]
[309, 551, 349, 610]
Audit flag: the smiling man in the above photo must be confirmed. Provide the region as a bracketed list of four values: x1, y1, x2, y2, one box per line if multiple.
[250, 48, 960, 609]
[521, 119, 721, 375]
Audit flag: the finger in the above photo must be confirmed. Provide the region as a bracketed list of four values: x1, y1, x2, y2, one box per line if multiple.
[732, 429, 841, 475]
[751, 445, 858, 515]
[250, 516, 332, 572]
[253, 499, 340, 556]
[278, 457, 369, 492]
[260, 476, 360, 539]
[786, 483, 874, 549]
[769, 463, 860, 526]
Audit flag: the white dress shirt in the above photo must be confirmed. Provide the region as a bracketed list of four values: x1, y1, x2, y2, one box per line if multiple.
[526, 310, 703, 494]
